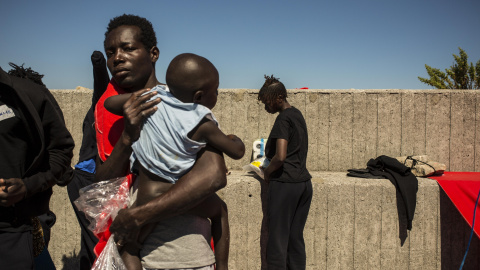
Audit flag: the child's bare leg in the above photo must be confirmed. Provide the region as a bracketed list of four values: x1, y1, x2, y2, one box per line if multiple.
[189, 194, 230, 270]
[211, 200, 229, 270]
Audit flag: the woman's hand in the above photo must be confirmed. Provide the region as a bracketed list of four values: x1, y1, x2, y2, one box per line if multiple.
[260, 167, 270, 183]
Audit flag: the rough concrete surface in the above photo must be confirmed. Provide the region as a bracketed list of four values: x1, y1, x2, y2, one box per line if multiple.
[50, 88, 480, 172]
[47, 89, 480, 269]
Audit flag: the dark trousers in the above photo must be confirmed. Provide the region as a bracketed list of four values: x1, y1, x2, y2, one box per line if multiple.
[266, 180, 313, 270]
[0, 230, 56, 270]
[67, 169, 99, 270]
[0, 230, 34, 269]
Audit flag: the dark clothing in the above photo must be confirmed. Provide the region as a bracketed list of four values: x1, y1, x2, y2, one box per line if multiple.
[0, 230, 34, 269]
[267, 180, 313, 270]
[76, 50, 110, 165]
[0, 67, 74, 232]
[67, 170, 99, 270]
[38, 210, 56, 247]
[66, 101, 100, 270]
[265, 107, 311, 183]
[367, 155, 418, 230]
[0, 67, 74, 268]
[77, 106, 98, 164]
[347, 155, 418, 230]
[265, 106, 312, 270]
[66, 106, 99, 270]
[0, 228, 56, 270]
[66, 50, 108, 270]
[0, 90, 33, 180]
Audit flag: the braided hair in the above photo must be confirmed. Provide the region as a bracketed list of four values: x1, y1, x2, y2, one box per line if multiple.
[7, 63, 45, 86]
[105, 14, 157, 50]
[258, 74, 287, 102]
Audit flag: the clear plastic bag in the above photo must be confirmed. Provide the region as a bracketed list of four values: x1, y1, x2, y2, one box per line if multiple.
[74, 177, 130, 235]
[91, 235, 127, 270]
[242, 157, 270, 179]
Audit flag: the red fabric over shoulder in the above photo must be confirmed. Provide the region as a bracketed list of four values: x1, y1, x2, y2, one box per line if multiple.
[95, 80, 126, 162]
[93, 80, 135, 258]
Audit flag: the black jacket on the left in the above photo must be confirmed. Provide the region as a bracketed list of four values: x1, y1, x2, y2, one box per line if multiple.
[0, 67, 75, 229]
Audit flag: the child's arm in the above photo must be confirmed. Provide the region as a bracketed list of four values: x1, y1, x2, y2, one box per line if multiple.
[104, 93, 133, 115]
[192, 119, 245, 160]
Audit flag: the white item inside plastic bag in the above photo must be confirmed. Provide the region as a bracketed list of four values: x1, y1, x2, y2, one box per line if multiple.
[243, 157, 270, 179]
[74, 177, 130, 235]
[91, 235, 127, 270]
[252, 138, 267, 160]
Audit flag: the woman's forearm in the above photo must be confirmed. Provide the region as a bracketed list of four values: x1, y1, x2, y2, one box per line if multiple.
[264, 155, 284, 177]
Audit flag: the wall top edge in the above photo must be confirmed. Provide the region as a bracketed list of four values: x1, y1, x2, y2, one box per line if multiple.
[50, 88, 480, 94]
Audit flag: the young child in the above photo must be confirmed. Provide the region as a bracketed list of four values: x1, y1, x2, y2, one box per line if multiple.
[105, 53, 245, 270]
[258, 75, 312, 269]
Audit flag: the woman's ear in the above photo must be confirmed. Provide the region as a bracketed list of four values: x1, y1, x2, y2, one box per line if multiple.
[276, 95, 284, 104]
[193, 90, 203, 104]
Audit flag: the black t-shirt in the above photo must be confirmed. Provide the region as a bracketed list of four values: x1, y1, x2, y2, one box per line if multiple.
[265, 107, 311, 183]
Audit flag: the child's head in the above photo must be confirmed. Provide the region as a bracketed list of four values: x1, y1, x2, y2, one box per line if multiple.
[166, 53, 219, 110]
[258, 75, 287, 113]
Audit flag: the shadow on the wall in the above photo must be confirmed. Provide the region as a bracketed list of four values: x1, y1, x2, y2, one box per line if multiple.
[440, 189, 480, 270]
[60, 250, 80, 270]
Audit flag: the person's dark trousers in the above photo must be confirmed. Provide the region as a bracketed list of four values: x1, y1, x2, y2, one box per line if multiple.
[67, 169, 99, 270]
[0, 230, 35, 269]
[266, 180, 313, 270]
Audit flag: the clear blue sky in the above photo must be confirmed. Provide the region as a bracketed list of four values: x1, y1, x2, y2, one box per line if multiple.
[1, 0, 479, 90]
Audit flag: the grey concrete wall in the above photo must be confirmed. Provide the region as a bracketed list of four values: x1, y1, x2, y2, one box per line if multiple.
[223, 172, 443, 270]
[47, 89, 480, 269]
[51, 88, 480, 173]
[213, 89, 480, 173]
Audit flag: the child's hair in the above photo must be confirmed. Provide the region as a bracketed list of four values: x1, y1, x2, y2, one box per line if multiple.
[166, 53, 218, 100]
[7, 63, 45, 86]
[105, 14, 157, 50]
[258, 74, 287, 102]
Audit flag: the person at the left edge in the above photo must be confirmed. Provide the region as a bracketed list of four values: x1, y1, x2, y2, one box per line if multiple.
[0, 64, 75, 270]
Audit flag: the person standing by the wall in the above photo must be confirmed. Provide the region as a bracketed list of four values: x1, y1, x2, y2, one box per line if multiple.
[258, 75, 312, 270]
